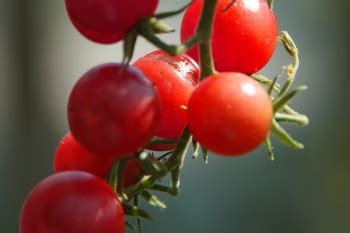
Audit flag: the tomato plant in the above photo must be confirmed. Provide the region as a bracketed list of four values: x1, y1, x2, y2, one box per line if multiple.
[20, 0, 309, 232]
[54, 132, 115, 178]
[133, 50, 200, 150]
[68, 64, 161, 158]
[20, 171, 124, 233]
[188, 72, 273, 155]
[181, 0, 278, 74]
[65, 0, 159, 44]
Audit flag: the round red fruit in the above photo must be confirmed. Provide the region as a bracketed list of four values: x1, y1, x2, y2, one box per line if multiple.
[133, 50, 200, 150]
[181, 0, 278, 74]
[19, 171, 124, 233]
[187, 72, 273, 156]
[54, 132, 114, 178]
[68, 64, 161, 158]
[122, 158, 144, 188]
[65, 0, 159, 44]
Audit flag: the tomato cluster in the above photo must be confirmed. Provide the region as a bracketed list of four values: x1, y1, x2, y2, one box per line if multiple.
[20, 0, 278, 233]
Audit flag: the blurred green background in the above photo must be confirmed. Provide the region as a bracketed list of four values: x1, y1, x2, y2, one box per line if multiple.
[1, 0, 349, 232]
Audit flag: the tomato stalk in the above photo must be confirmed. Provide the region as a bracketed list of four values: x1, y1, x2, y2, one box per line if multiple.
[196, 0, 218, 78]
[124, 0, 219, 200]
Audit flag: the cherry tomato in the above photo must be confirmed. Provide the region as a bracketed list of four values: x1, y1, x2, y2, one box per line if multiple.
[181, 0, 278, 74]
[68, 64, 161, 158]
[133, 50, 200, 150]
[54, 133, 114, 178]
[19, 171, 124, 233]
[122, 158, 144, 188]
[187, 72, 273, 156]
[54, 133, 144, 186]
[65, 0, 159, 44]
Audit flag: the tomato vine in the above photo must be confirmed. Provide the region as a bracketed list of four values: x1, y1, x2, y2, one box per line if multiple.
[19, 0, 309, 232]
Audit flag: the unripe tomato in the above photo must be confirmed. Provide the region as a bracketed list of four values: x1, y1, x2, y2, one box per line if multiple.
[19, 171, 124, 233]
[133, 50, 200, 150]
[181, 0, 278, 74]
[187, 72, 273, 156]
[65, 0, 159, 44]
[68, 64, 161, 158]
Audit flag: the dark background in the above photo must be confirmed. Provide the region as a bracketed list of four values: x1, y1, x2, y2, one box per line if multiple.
[1, 0, 349, 232]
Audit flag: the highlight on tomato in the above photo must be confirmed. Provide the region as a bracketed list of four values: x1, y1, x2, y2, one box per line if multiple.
[133, 50, 200, 150]
[181, 0, 278, 74]
[67, 63, 161, 158]
[187, 72, 273, 156]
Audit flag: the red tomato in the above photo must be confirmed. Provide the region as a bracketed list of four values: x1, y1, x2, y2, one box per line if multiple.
[122, 158, 144, 188]
[68, 64, 161, 158]
[187, 72, 273, 156]
[19, 171, 124, 233]
[54, 133, 114, 178]
[65, 0, 159, 44]
[54, 133, 144, 186]
[133, 50, 200, 150]
[181, 0, 278, 74]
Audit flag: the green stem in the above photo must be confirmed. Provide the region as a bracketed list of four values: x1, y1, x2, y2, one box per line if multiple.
[139, 27, 185, 55]
[197, 0, 218, 77]
[275, 112, 309, 127]
[199, 43, 216, 78]
[108, 160, 120, 192]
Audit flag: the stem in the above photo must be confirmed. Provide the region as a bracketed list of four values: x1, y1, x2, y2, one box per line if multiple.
[108, 160, 120, 192]
[134, 196, 142, 233]
[199, 43, 216, 77]
[166, 128, 192, 195]
[139, 27, 184, 56]
[275, 112, 309, 127]
[197, 0, 218, 77]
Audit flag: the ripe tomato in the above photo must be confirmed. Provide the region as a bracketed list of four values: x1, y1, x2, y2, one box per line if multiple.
[133, 50, 200, 150]
[187, 72, 273, 156]
[54, 133, 114, 178]
[122, 158, 144, 188]
[65, 0, 159, 44]
[181, 0, 278, 74]
[19, 171, 124, 233]
[54, 133, 144, 186]
[68, 64, 161, 158]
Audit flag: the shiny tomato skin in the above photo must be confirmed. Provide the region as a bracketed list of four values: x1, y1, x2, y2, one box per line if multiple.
[19, 171, 124, 233]
[65, 0, 159, 44]
[181, 0, 278, 74]
[187, 72, 273, 156]
[54, 133, 114, 178]
[68, 64, 161, 158]
[133, 50, 200, 151]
